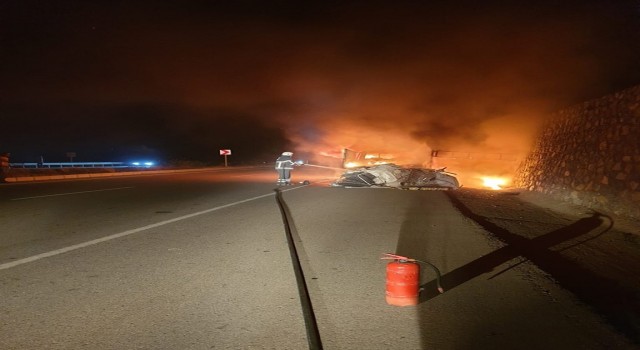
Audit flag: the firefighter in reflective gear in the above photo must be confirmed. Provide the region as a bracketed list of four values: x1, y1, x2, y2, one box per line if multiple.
[275, 151, 295, 184]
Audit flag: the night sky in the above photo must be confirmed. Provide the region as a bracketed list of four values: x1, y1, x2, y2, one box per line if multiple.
[2, 1, 639, 165]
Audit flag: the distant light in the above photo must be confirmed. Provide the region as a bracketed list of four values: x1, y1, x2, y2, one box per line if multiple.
[131, 161, 155, 168]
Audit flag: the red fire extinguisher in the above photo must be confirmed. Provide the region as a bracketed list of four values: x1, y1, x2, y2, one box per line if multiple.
[382, 253, 444, 306]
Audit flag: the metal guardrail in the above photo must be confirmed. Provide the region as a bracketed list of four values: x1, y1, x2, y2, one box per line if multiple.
[9, 162, 128, 168]
[2, 167, 216, 183]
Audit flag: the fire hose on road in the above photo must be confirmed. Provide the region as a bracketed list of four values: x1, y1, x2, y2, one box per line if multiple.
[274, 188, 323, 350]
[300, 163, 344, 170]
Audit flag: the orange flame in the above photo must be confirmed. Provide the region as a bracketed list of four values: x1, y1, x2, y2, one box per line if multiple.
[481, 176, 508, 190]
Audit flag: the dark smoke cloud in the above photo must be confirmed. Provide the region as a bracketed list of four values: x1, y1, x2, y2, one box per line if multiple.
[1, 1, 639, 163]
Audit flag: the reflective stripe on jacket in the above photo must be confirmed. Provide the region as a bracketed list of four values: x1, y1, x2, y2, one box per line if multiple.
[275, 155, 295, 170]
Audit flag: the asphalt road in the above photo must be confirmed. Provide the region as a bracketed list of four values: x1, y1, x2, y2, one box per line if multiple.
[0, 166, 635, 349]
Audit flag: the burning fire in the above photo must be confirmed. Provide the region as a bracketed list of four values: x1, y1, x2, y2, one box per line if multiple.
[344, 162, 360, 168]
[481, 176, 508, 190]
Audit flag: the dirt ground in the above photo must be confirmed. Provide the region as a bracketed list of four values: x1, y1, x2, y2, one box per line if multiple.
[450, 187, 640, 344]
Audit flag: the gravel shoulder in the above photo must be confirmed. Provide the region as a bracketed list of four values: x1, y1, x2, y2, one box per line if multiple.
[450, 188, 640, 344]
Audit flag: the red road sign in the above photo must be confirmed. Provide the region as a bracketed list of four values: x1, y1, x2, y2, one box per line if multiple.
[220, 149, 232, 155]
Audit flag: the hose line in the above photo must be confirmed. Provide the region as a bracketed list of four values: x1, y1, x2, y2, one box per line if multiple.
[415, 258, 445, 294]
[274, 189, 323, 350]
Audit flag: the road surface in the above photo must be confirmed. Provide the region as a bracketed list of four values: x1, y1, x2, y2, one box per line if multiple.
[0, 166, 636, 349]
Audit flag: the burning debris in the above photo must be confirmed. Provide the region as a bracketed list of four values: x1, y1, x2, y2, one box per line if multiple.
[331, 164, 460, 189]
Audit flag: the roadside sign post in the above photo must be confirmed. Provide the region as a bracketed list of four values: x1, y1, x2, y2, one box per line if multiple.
[219, 149, 231, 167]
[0, 152, 9, 182]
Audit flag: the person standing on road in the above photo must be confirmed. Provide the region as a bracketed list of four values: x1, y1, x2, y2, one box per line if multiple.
[275, 151, 295, 185]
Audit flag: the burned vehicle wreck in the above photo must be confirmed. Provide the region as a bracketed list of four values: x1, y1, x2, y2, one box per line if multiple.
[331, 164, 460, 189]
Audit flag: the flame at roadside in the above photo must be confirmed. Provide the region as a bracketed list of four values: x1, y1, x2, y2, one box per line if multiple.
[283, 112, 535, 190]
[288, 119, 433, 168]
[480, 176, 509, 190]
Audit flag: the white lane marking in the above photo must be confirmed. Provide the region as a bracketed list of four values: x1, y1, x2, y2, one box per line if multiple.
[11, 187, 135, 201]
[0, 187, 303, 270]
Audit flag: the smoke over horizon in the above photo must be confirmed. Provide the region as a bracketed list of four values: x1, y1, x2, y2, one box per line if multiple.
[2, 1, 639, 176]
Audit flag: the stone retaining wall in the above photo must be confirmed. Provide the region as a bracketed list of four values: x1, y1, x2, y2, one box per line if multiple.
[514, 85, 640, 220]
